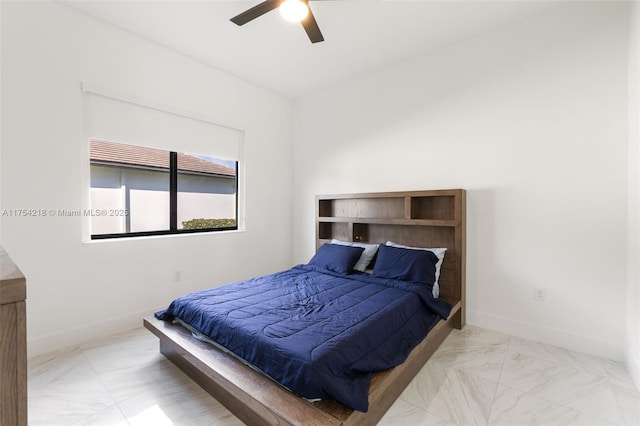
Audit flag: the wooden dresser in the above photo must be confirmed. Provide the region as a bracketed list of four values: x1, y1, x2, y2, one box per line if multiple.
[0, 246, 27, 426]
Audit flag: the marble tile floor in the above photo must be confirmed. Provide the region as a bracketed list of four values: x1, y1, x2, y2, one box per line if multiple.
[28, 325, 640, 426]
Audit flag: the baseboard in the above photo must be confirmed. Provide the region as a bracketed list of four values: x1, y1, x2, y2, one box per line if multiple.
[467, 309, 624, 361]
[27, 308, 161, 358]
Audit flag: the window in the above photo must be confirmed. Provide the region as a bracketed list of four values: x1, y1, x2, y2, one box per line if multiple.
[82, 85, 243, 241]
[90, 140, 237, 239]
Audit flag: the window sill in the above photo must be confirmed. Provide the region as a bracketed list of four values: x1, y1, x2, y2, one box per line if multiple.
[83, 228, 245, 244]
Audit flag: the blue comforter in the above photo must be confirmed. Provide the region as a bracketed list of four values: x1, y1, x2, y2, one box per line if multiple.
[155, 264, 451, 412]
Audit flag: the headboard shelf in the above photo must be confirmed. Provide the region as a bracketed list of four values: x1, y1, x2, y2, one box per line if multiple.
[316, 189, 466, 327]
[318, 217, 455, 227]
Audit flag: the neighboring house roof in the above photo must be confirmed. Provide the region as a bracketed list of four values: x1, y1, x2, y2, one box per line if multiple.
[89, 140, 235, 177]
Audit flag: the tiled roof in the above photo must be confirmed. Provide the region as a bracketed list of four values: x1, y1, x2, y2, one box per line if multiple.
[89, 140, 235, 177]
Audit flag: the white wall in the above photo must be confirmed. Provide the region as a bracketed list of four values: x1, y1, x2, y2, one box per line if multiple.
[293, 2, 630, 360]
[0, 2, 293, 356]
[627, 1, 640, 389]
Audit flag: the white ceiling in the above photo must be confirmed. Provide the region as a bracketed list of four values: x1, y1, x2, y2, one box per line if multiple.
[63, 0, 555, 99]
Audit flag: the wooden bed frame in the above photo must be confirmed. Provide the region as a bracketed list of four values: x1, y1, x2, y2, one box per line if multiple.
[144, 189, 466, 425]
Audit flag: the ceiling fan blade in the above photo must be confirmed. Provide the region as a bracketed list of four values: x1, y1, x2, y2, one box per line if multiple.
[301, 7, 324, 43]
[230, 0, 282, 26]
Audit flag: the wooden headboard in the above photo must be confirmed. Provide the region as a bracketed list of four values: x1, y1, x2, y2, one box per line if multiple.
[316, 189, 466, 327]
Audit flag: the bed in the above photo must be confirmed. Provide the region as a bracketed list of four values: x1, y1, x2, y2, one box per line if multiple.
[144, 189, 466, 425]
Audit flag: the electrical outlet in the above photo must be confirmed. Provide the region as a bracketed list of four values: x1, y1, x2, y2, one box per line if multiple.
[173, 271, 182, 282]
[534, 287, 546, 301]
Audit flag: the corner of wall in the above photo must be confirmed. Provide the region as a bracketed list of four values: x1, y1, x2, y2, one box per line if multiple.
[627, 0, 640, 392]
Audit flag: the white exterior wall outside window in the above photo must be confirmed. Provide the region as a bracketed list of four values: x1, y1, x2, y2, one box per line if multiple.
[176, 174, 236, 228]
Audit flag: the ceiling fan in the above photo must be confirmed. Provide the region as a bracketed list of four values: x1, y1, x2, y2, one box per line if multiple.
[230, 0, 325, 44]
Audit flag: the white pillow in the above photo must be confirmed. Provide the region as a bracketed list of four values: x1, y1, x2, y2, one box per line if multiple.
[385, 241, 446, 298]
[330, 239, 379, 272]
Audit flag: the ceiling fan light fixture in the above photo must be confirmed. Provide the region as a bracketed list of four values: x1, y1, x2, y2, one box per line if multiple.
[279, 0, 309, 22]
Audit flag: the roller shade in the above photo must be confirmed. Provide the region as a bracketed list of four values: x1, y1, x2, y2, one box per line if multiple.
[83, 86, 242, 160]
